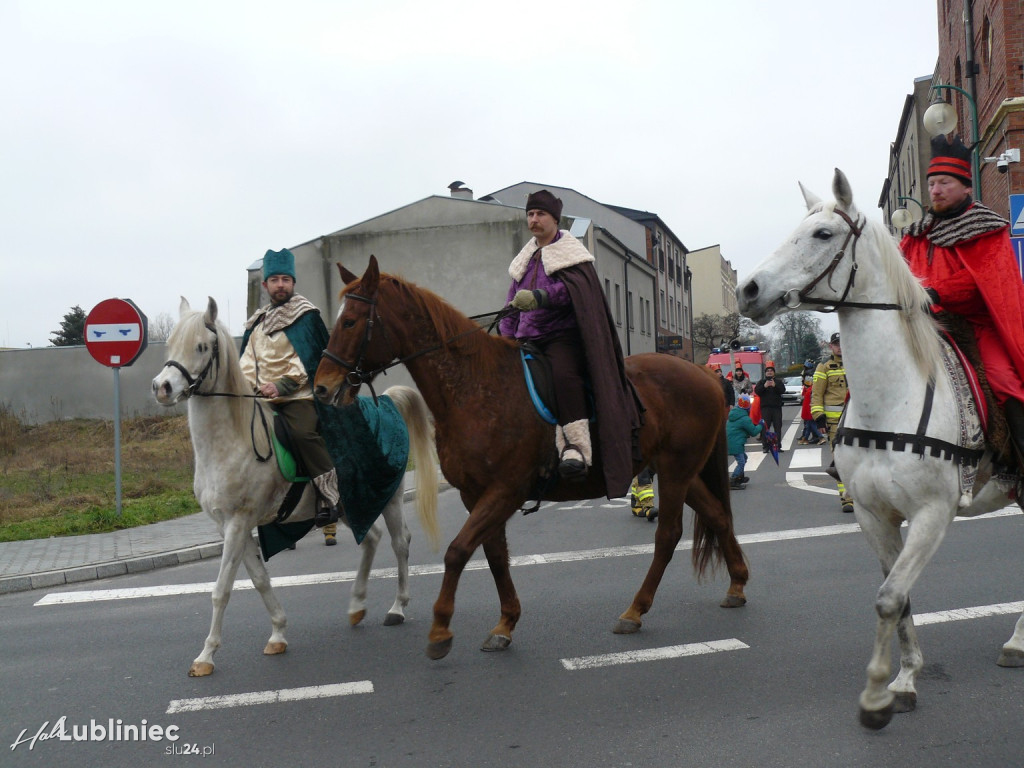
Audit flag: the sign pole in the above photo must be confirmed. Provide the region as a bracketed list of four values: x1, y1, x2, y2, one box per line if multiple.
[113, 367, 122, 516]
[84, 298, 148, 519]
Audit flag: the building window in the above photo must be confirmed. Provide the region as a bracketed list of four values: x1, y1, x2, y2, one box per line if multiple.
[627, 291, 634, 330]
[604, 278, 611, 300]
[614, 284, 622, 326]
[658, 249, 665, 272]
[659, 290, 665, 328]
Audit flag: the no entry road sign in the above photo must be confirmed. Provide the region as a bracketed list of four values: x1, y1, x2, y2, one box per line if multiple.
[84, 298, 148, 368]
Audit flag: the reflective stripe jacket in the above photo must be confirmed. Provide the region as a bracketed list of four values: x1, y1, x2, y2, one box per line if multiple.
[810, 354, 847, 421]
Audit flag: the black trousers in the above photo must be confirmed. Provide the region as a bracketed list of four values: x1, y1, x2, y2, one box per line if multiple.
[535, 329, 589, 426]
[761, 405, 783, 444]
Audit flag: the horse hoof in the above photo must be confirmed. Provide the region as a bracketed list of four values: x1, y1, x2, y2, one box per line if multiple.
[720, 595, 747, 608]
[891, 691, 917, 713]
[426, 638, 453, 660]
[859, 702, 894, 730]
[349, 610, 366, 626]
[383, 612, 405, 626]
[263, 641, 287, 656]
[188, 661, 215, 677]
[612, 618, 642, 634]
[481, 634, 511, 652]
[997, 647, 1024, 667]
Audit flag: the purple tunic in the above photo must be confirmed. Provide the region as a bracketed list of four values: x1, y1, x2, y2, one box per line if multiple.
[499, 235, 578, 341]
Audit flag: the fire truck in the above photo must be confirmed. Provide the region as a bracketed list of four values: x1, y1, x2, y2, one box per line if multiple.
[706, 344, 770, 383]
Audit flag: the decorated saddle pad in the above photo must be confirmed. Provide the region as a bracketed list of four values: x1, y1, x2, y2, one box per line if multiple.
[257, 394, 408, 558]
[321, 394, 409, 543]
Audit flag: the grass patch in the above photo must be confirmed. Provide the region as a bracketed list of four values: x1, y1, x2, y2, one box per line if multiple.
[0, 404, 199, 542]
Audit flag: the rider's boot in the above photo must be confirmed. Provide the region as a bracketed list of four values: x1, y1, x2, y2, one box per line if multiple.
[557, 419, 591, 480]
[313, 471, 343, 528]
[1005, 400, 1024, 471]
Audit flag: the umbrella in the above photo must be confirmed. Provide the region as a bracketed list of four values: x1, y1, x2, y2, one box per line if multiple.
[760, 420, 780, 465]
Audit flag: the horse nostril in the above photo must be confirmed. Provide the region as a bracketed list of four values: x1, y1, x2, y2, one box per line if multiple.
[314, 385, 325, 397]
[742, 280, 759, 300]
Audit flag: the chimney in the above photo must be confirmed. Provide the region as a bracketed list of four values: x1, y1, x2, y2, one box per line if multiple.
[448, 180, 473, 200]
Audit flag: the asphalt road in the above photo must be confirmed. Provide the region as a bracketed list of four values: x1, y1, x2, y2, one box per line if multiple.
[4, 407, 1024, 767]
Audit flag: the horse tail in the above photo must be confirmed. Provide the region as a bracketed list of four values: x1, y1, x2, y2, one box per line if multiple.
[691, 424, 734, 580]
[385, 385, 441, 551]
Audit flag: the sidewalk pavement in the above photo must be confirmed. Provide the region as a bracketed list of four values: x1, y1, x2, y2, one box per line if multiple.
[0, 471, 448, 595]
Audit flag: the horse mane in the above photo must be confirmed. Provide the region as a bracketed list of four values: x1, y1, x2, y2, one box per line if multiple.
[369, 272, 516, 381]
[857, 209, 943, 379]
[167, 307, 249, 431]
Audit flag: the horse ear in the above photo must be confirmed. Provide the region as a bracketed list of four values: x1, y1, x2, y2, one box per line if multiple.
[179, 296, 191, 318]
[362, 255, 380, 295]
[799, 182, 822, 211]
[337, 262, 359, 285]
[205, 296, 218, 325]
[832, 168, 854, 210]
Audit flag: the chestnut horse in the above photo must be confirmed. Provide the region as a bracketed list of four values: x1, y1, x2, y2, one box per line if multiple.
[314, 257, 748, 660]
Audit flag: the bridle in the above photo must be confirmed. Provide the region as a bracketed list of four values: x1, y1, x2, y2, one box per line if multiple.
[162, 321, 223, 398]
[784, 208, 902, 312]
[161, 320, 272, 461]
[320, 290, 511, 402]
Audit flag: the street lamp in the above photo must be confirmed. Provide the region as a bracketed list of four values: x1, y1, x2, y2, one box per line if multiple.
[890, 196, 926, 229]
[922, 84, 981, 201]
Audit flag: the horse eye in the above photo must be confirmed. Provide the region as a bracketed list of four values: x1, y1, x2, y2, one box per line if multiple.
[342, 319, 355, 329]
[813, 229, 832, 240]
[197, 343, 206, 353]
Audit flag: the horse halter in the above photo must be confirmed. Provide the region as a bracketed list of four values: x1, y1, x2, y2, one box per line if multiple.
[785, 208, 902, 312]
[162, 322, 221, 398]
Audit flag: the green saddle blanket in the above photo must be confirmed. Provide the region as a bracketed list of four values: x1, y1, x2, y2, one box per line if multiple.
[257, 394, 409, 558]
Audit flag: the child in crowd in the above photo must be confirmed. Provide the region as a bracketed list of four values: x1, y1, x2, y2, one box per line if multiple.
[726, 393, 763, 489]
[799, 375, 826, 444]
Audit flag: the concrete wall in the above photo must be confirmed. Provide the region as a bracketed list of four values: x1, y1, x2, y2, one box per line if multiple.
[688, 244, 738, 318]
[0, 342, 188, 425]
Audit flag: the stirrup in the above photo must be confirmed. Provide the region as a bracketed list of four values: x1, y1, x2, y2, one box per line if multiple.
[315, 504, 341, 528]
[558, 445, 587, 480]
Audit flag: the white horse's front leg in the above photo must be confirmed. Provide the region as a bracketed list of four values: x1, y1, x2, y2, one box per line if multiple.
[348, 520, 382, 626]
[379, 489, 412, 626]
[190, 513, 249, 677]
[239, 530, 288, 656]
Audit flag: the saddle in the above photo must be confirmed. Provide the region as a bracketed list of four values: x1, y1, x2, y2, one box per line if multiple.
[937, 311, 1012, 464]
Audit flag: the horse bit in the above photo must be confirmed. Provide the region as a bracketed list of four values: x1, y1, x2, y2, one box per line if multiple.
[784, 208, 902, 312]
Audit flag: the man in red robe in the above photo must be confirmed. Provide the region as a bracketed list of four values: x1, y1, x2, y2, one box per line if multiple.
[900, 134, 1024, 464]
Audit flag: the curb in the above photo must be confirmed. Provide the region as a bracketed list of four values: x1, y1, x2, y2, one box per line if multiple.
[0, 480, 451, 595]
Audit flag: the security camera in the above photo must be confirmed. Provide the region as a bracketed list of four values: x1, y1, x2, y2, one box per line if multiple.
[998, 158, 1009, 174]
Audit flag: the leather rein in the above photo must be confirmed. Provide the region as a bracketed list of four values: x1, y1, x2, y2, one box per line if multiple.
[785, 208, 902, 312]
[162, 322, 272, 462]
[320, 291, 511, 402]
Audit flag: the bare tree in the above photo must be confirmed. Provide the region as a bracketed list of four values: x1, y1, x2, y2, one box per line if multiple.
[769, 311, 825, 369]
[692, 312, 770, 362]
[148, 312, 175, 343]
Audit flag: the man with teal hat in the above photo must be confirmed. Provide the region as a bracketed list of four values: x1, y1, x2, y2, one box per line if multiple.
[240, 248, 341, 528]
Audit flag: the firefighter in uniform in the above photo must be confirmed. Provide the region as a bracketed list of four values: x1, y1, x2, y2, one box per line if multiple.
[811, 332, 853, 513]
[629, 468, 657, 521]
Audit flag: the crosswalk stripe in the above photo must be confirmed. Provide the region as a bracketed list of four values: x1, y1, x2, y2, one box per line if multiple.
[561, 638, 749, 670]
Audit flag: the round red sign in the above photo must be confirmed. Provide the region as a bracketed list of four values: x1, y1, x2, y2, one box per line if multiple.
[84, 299, 149, 368]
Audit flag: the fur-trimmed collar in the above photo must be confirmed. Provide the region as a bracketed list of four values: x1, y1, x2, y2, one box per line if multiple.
[907, 202, 1008, 247]
[244, 294, 320, 334]
[508, 231, 594, 281]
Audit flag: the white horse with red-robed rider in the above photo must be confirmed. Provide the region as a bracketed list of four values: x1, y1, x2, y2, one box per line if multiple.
[737, 168, 1024, 730]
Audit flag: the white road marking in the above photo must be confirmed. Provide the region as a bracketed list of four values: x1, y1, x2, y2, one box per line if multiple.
[914, 601, 1024, 626]
[34, 510, 1021, 606]
[786, 471, 839, 496]
[561, 638, 749, 670]
[787, 449, 822, 469]
[166, 681, 373, 714]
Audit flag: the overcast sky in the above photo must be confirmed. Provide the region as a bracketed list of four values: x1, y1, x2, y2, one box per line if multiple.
[2, 0, 938, 348]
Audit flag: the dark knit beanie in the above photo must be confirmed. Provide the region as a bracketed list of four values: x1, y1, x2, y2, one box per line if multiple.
[525, 189, 563, 221]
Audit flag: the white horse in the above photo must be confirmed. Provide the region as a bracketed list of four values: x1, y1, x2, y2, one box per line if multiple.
[151, 297, 439, 677]
[736, 169, 1024, 729]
